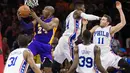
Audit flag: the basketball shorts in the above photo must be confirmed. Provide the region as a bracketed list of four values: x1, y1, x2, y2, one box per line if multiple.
[100, 51, 121, 71]
[28, 40, 52, 62]
[53, 36, 74, 64]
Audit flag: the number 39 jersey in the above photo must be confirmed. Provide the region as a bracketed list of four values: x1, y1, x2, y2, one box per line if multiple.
[76, 44, 97, 73]
[93, 26, 111, 54]
[4, 48, 29, 73]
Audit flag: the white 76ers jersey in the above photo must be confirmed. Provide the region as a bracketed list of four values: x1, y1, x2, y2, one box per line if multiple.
[76, 44, 98, 73]
[63, 10, 82, 41]
[93, 26, 112, 54]
[4, 48, 29, 73]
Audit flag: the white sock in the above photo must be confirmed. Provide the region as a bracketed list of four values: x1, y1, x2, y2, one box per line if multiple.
[36, 64, 41, 68]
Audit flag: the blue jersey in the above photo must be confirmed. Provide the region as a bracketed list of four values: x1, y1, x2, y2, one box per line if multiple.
[34, 16, 56, 44]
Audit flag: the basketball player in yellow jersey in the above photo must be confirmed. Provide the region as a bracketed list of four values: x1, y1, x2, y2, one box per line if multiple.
[90, 1, 130, 73]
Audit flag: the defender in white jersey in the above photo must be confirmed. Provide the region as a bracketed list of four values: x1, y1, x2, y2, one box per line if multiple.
[90, 1, 130, 73]
[67, 30, 108, 73]
[4, 34, 42, 73]
[52, 1, 100, 73]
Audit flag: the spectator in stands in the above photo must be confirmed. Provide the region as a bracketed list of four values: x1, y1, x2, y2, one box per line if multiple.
[2, 37, 10, 63]
[111, 33, 121, 54]
[126, 38, 130, 49]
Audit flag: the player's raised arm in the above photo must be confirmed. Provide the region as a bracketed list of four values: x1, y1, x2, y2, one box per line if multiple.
[73, 10, 100, 20]
[24, 50, 42, 73]
[94, 45, 108, 73]
[30, 9, 59, 31]
[81, 19, 88, 36]
[110, 1, 126, 34]
[67, 45, 79, 73]
[72, 2, 100, 20]
[90, 25, 99, 34]
[17, 11, 37, 30]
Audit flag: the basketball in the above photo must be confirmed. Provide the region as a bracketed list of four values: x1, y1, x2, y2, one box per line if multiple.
[18, 5, 31, 18]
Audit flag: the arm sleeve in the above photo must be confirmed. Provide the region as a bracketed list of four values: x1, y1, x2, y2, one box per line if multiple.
[81, 12, 100, 20]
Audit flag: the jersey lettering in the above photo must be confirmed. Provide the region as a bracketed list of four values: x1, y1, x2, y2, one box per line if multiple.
[38, 26, 42, 34]
[79, 56, 93, 68]
[37, 24, 48, 34]
[8, 56, 18, 67]
[75, 20, 79, 31]
[66, 20, 69, 29]
[94, 31, 109, 37]
[98, 37, 104, 44]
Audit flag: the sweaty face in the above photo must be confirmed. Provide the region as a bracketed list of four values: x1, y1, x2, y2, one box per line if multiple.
[100, 17, 109, 27]
[42, 8, 50, 18]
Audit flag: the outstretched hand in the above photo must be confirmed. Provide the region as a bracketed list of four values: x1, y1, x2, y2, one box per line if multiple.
[82, 19, 88, 25]
[17, 10, 22, 20]
[30, 9, 37, 18]
[116, 1, 122, 9]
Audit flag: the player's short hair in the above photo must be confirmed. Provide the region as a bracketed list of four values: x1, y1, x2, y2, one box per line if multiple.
[83, 29, 92, 41]
[103, 14, 112, 23]
[74, 0, 84, 9]
[18, 34, 30, 47]
[45, 6, 55, 14]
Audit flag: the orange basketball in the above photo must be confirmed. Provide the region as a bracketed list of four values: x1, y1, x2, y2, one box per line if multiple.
[18, 5, 31, 18]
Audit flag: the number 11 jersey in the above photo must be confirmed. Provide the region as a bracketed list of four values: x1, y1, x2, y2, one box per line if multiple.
[93, 26, 112, 55]
[4, 48, 29, 73]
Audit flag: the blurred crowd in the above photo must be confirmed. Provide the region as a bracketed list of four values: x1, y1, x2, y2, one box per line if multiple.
[0, 0, 130, 73]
